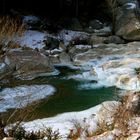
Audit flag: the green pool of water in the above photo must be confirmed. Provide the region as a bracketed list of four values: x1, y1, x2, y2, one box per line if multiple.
[34, 78, 118, 119]
[1, 66, 119, 120]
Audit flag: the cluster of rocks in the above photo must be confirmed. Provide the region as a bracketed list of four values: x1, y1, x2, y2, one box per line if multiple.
[0, 0, 140, 83]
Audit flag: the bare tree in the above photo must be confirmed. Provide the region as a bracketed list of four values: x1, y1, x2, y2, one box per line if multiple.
[105, 0, 117, 34]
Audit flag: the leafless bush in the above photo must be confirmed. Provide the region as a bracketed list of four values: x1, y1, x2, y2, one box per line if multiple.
[68, 119, 82, 140]
[0, 98, 40, 139]
[67, 93, 140, 139]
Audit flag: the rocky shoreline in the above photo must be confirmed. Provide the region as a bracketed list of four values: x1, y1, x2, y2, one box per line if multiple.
[0, 0, 140, 139]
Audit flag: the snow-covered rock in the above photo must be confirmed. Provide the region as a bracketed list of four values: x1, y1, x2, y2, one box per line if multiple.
[0, 85, 56, 112]
[69, 42, 140, 91]
[58, 30, 90, 46]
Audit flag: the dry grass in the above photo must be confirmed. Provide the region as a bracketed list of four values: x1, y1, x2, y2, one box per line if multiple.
[0, 16, 25, 55]
[68, 119, 82, 140]
[67, 93, 140, 139]
[113, 93, 139, 139]
[0, 99, 40, 139]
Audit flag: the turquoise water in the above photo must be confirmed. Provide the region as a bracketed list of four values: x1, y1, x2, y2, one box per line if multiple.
[35, 78, 118, 118]
[1, 66, 119, 120]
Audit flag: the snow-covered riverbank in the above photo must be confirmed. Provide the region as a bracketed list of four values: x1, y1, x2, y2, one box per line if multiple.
[0, 85, 55, 112]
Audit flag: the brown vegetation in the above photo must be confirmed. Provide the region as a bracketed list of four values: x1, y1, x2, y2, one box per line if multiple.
[67, 93, 140, 139]
[0, 16, 25, 56]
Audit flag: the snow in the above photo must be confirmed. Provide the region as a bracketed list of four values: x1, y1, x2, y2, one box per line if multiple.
[94, 26, 111, 34]
[125, 3, 136, 9]
[23, 103, 101, 138]
[49, 48, 63, 54]
[69, 44, 140, 91]
[0, 85, 56, 112]
[58, 30, 89, 46]
[93, 44, 100, 48]
[0, 63, 6, 70]
[16, 30, 46, 49]
[75, 45, 92, 50]
[22, 101, 118, 139]
[14, 29, 90, 50]
[22, 15, 40, 24]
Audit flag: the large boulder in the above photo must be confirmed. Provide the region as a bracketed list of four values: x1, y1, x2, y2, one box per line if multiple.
[115, 0, 140, 40]
[3, 50, 54, 80]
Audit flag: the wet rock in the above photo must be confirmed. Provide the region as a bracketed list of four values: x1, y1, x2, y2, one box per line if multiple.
[115, 0, 140, 40]
[4, 50, 54, 80]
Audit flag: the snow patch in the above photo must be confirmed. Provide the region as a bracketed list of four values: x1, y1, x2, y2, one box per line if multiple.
[94, 26, 111, 33]
[125, 3, 136, 9]
[75, 45, 92, 50]
[23, 103, 101, 137]
[22, 101, 118, 139]
[69, 53, 140, 91]
[58, 30, 89, 46]
[16, 30, 46, 49]
[22, 15, 40, 24]
[0, 85, 56, 112]
[0, 63, 6, 70]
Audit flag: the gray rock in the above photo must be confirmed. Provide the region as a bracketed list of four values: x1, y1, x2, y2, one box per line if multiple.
[72, 42, 140, 64]
[104, 35, 125, 44]
[59, 52, 71, 63]
[68, 44, 92, 60]
[49, 52, 71, 65]
[115, 0, 140, 40]
[4, 50, 54, 80]
[89, 35, 107, 45]
[49, 55, 60, 64]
